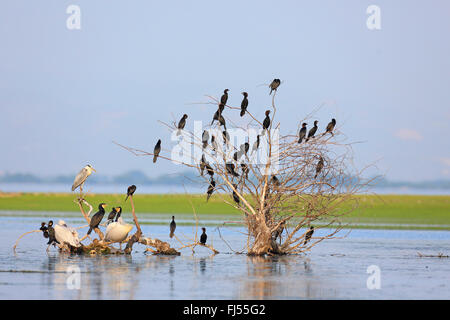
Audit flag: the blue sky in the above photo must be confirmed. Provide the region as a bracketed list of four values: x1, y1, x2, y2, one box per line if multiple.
[0, 1, 449, 181]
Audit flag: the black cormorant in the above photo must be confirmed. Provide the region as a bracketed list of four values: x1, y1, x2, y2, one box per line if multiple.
[114, 207, 122, 222]
[87, 203, 107, 235]
[125, 185, 137, 201]
[304, 226, 314, 245]
[325, 118, 336, 136]
[218, 114, 227, 130]
[211, 135, 217, 152]
[200, 227, 207, 245]
[153, 139, 161, 163]
[271, 175, 280, 186]
[220, 89, 229, 106]
[177, 114, 188, 135]
[107, 208, 117, 223]
[226, 163, 239, 177]
[211, 104, 225, 125]
[240, 92, 248, 117]
[314, 157, 324, 179]
[169, 216, 176, 238]
[252, 135, 260, 154]
[269, 79, 281, 95]
[298, 123, 307, 143]
[241, 163, 249, 179]
[232, 184, 240, 205]
[200, 154, 207, 176]
[40, 222, 49, 239]
[263, 110, 271, 131]
[205, 162, 214, 177]
[47, 220, 59, 246]
[206, 178, 216, 202]
[222, 130, 230, 146]
[306, 120, 318, 142]
[202, 130, 209, 149]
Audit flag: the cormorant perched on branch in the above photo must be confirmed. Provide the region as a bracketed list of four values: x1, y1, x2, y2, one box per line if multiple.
[218, 114, 227, 130]
[200, 227, 207, 245]
[211, 104, 225, 125]
[202, 130, 209, 149]
[241, 163, 249, 179]
[314, 157, 324, 179]
[125, 185, 137, 201]
[169, 216, 176, 238]
[40, 222, 49, 239]
[47, 220, 59, 248]
[107, 207, 118, 224]
[211, 135, 217, 153]
[262, 110, 271, 132]
[177, 114, 188, 135]
[240, 92, 248, 117]
[252, 135, 260, 154]
[273, 221, 286, 242]
[205, 162, 214, 177]
[226, 163, 239, 177]
[200, 154, 207, 176]
[114, 207, 122, 222]
[306, 120, 318, 142]
[304, 226, 314, 245]
[153, 139, 161, 163]
[232, 184, 240, 205]
[222, 130, 230, 147]
[298, 123, 307, 143]
[271, 175, 280, 186]
[269, 79, 281, 95]
[324, 118, 336, 136]
[87, 203, 107, 235]
[206, 177, 216, 202]
[220, 89, 229, 106]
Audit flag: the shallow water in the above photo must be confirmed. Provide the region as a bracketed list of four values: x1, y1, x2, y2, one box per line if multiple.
[1, 215, 450, 299]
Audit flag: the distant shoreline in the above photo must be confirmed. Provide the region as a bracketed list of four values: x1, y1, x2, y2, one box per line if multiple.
[0, 193, 449, 230]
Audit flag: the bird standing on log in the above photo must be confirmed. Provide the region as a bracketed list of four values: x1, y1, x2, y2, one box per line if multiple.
[269, 79, 281, 95]
[306, 120, 318, 142]
[240, 92, 248, 117]
[47, 220, 59, 250]
[298, 122, 307, 143]
[125, 185, 137, 201]
[153, 139, 161, 163]
[40, 222, 49, 239]
[169, 216, 176, 238]
[87, 203, 107, 235]
[200, 227, 207, 245]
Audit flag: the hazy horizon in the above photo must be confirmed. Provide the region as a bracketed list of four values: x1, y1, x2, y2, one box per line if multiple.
[1, 1, 450, 182]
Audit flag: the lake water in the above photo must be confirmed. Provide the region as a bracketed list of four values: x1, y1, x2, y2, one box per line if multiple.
[1, 214, 450, 300]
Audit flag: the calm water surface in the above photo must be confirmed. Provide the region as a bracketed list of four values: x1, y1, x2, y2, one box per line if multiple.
[1, 215, 449, 300]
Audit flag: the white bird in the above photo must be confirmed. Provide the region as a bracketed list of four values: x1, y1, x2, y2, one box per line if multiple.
[71, 164, 96, 194]
[104, 217, 133, 250]
[54, 220, 81, 248]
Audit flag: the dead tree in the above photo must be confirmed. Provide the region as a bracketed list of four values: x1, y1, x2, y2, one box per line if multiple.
[117, 85, 371, 256]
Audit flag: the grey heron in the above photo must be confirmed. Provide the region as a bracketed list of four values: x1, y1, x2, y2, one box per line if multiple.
[71, 164, 96, 195]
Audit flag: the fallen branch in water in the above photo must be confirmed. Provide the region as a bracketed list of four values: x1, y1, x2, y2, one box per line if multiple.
[417, 252, 449, 258]
[12, 230, 40, 253]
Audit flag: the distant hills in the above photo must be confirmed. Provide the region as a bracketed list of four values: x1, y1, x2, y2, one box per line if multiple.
[0, 170, 449, 190]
